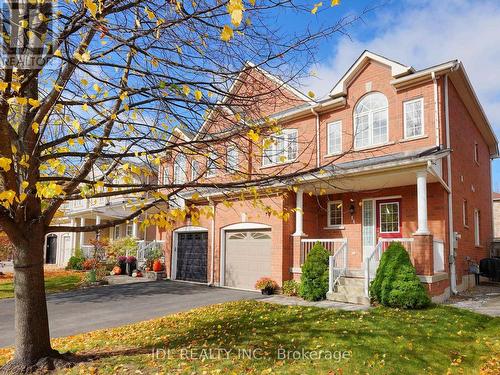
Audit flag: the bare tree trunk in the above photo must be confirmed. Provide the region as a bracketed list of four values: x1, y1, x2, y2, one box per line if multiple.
[0, 231, 70, 373]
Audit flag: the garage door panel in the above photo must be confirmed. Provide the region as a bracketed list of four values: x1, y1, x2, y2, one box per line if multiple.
[225, 230, 272, 290]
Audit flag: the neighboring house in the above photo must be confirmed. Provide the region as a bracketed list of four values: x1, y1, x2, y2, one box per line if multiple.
[45, 165, 158, 267]
[157, 51, 498, 303]
[493, 192, 500, 238]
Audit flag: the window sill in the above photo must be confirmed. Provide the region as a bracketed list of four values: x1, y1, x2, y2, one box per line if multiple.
[324, 225, 345, 230]
[399, 134, 428, 143]
[354, 141, 395, 152]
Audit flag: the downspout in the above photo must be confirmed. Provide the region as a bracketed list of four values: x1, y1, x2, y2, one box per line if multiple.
[432, 72, 440, 147]
[444, 74, 458, 294]
[311, 107, 320, 168]
[209, 198, 216, 286]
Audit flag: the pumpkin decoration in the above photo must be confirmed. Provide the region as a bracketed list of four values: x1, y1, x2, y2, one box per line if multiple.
[112, 266, 121, 275]
[152, 259, 163, 272]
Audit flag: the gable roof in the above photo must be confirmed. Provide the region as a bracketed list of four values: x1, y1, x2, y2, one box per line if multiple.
[329, 50, 414, 97]
[493, 192, 500, 201]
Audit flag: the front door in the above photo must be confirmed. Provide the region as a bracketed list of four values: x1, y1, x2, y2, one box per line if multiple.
[45, 235, 57, 264]
[362, 200, 376, 262]
[175, 232, 208, 283]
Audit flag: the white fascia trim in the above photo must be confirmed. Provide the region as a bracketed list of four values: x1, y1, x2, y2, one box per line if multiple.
[391, 61, 459, 88]
[329, 51, 413, 97]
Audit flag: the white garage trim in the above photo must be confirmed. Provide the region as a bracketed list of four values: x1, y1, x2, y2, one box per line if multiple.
[172, 226, 208, 281]
[220, 222, 272, 288]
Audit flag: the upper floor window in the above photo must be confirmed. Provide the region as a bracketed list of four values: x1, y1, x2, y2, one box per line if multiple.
[206, 151, 217, 177]
[463, 199, 469, 227]
[327, 121, 342, 155]
[162, 166, 169, 185]
[191, 160, 200, 180]
[354, 92, 388, 149]
[474, 142, 479, 164]
[262, 129, 298, 167]
[173, 154, 187, 184]
[474, 209, 481, 246]
[404, 98, 424, 138]
[226, 146, 239, 172]
[327, 201, 343, 227]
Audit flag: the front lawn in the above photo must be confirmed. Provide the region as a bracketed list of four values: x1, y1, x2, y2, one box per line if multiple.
[0, 270, 83, 299]
[0, 301, 498, 374]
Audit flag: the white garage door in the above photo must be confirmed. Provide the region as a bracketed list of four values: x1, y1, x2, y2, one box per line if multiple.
[225, 230, 272, 290]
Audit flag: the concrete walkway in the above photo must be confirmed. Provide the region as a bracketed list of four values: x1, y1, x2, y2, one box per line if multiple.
[446, 284, 500, 317]
[0, 281, 264, 348]
[259, 295, 370, 311]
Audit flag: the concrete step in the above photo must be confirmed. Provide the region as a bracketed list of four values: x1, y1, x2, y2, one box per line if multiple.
[327, 291, 370, 305]
[335, 285, 365, 295]
[338, 277, 365, 288]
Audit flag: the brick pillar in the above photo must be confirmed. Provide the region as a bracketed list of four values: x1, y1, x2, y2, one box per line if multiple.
[412, 234, 434, 276]
[291, 236, 303, 281]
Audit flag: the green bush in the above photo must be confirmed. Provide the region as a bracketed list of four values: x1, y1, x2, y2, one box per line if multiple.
[299, 242, 330, 301]
[369, 242, 430, 309]
[282, 280, 300, 296]
[66, 256, 85, 270]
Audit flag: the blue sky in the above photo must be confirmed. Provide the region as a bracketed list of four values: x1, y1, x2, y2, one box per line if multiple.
[284, 0, 500, 191]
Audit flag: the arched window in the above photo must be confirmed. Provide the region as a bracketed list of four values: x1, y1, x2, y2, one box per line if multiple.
[354, 92, 388, 148]
[173, 154, 187, 184]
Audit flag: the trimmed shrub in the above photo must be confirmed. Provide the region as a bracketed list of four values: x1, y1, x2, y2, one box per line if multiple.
[66, 256, 85, 270]
[282, 280, 300, 296]
[369, 242, 430, 309]
[299, 242, 330, 301]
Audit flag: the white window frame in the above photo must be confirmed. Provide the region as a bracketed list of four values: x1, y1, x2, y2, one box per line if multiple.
[173, 154, 187, 184]
[327, 201, 343, 227]
[262, 128, 298, 167]
[403, 97, 425, 139]
[354, 92, 389, 149]
[126, 223, 133, 237]
[327, 121, 342, 155]
[379, 201, 400, 234]
[162, 166, 169, 184]
[206, 151, 217, 177]
[114, 225, 121, 239]
[191, 160, 200, 181]
[463, 199, 469, 228]
[226, 146, 238, 172]
[474, 209, 480, 246]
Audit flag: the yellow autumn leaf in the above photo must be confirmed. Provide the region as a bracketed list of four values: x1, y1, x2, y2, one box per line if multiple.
[331, 0, 340, 5]
[0, 157, 12, 172]
[84, 0, 98, 18]
[28, 98, 41, 108]
[227, 0, 244, 26]
[182, 85, 190, 96]
[307, 90, 315, 98]
[71, 119, 81, 131]
[311, 2, 322, 14]
[145, 7, 155, 20]
[249, 0, 255, 5]
[11, 82, 21, 92]
[0, 82, 7, 91]
[221, 25, 234, 42]
[194, 90, 202, 101]
[53, 49, 62, 57]
[32, 122, 39, 134]
[247, 129, 259, 142]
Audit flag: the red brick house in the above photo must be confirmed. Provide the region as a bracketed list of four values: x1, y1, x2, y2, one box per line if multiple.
[157, 51, 498, 303]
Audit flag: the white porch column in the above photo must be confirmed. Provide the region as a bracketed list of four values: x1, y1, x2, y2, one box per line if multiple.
[95, 215, 101, 225]
[415, 170, 430, 234]
[132, 221, 138, 238]
[79, 217, 86, 247]
[293, 187, 305, 236]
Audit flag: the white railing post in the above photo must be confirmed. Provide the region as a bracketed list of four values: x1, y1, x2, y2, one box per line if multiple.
[365, 258, 370, 297]
[328, 256, 334, 293]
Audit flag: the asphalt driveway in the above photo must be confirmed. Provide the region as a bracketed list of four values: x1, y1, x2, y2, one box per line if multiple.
[0, 281, 263, 348]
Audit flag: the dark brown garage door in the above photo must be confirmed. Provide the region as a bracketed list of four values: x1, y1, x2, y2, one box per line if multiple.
[176, 232, 208, 283]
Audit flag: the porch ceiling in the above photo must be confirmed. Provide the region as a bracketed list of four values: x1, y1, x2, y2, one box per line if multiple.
[302, 164, 440, 194]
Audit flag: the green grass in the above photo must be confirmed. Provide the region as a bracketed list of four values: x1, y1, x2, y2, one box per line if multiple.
[0, 272, 83, 299]
[1, 301, 497, 374]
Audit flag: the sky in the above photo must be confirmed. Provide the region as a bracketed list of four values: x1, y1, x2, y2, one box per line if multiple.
[286, 0, 500, 191]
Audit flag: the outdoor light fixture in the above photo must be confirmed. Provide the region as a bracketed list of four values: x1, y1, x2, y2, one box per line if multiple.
[349, 199, 355, 223]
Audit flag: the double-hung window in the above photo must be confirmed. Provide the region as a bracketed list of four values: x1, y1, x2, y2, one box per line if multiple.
[191, 160, 200, 180]
[206, 151, 217, 177]
[173, 154, 187, 184]
[474, 209, 481, 246]
[262, 129, 298, 167]
[404, 98, 424, 138]
[327, 201, 343, 227]
[327, 121, 342, 155]
[354, 92, 388, 149]
[162, 166, 169, 184]
[226, 146, 238, 172]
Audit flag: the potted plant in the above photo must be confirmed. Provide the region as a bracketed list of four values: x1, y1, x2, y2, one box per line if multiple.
[118, 256, 127, 274]
[255, 277, 278, 295]
[126, 256, 137, 276]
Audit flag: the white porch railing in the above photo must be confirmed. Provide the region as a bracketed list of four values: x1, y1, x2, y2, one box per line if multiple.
[300, 238, 348, 265]
[81, 245, 95, 259]
[328, 240, 348, 293]
[364, 238, 414, 297]
[137, 240, 165, 265]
